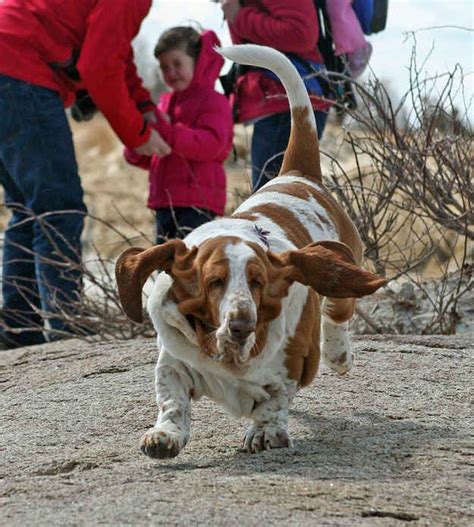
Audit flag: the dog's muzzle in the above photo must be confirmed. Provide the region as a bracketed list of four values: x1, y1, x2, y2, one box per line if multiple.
[216, 309, 257, 364]
[229, 318, 255, 343]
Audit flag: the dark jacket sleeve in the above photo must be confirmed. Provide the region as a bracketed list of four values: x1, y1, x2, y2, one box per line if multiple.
[77, 0, 153, 148]
[230, 0, 318, 53]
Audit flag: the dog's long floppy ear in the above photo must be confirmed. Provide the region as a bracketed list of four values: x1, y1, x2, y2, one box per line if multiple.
[115, 239, 188, 323]
[280, 240, 387, 298]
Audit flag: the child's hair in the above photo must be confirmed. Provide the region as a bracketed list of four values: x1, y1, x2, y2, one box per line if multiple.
[154, 26, 201, 60]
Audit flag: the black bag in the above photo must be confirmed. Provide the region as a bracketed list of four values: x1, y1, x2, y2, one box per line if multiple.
[219, 63, 252, 122]
[219, 63, 250, 99]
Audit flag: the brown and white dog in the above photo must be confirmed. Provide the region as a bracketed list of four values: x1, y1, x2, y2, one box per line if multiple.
[116, 45, 386, 458]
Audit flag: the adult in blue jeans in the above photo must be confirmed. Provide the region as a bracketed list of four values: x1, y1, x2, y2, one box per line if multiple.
[221, 0, 332, 190]
[0, 0, 171, 349]
[0, 82, 86, 346]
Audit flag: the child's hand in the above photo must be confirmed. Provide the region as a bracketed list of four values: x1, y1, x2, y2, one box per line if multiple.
[143, 111, 157, 124]
[135, 129, 171, 157]
[124, 146, 152, 170]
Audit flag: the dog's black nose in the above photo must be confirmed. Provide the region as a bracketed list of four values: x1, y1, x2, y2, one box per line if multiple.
[229, 320, 255, 342]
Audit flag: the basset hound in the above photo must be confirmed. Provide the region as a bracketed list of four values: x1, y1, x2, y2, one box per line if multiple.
[116, 44, 386, 458]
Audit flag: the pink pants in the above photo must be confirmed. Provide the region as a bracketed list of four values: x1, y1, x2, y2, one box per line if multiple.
[326, 0, 367, 55]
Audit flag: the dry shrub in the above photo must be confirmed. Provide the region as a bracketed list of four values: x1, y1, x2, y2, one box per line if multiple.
[323, 40, 472, 334]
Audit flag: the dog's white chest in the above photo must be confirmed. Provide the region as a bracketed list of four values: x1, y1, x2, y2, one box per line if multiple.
[156, 310, 289, 418]
[147, 273, 302, 418]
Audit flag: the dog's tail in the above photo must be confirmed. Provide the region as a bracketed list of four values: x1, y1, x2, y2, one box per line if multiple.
[219, 44, 321, 182]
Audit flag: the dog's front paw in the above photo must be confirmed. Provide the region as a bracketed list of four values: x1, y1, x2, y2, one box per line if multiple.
[140, 425, 188, 459]
[242, 425, 293, 454]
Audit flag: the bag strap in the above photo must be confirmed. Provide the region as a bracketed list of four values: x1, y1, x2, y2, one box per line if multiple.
[315, 0, 357, 111]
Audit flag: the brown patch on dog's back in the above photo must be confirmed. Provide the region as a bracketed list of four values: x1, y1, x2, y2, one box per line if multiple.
[243, 203, 312, 248]
[284, 289, 321, 387]
[263, 176, 364, 263]
[262, 179, 326, 209]
[231, 212, 258, 222]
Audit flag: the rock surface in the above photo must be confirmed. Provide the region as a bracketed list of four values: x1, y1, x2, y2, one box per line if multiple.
[352, 274, 474, 336]
[1, 334, 472, 526]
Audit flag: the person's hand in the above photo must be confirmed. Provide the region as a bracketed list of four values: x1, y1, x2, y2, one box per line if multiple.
[221, 0, 241, 24]
[143, 110, 157, 124]
[156, 110, 171, 123]
[135, 128, 171, 157]
[144, 109, 170, 124]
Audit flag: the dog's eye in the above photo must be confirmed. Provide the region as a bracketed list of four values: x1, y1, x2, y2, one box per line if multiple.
[208, 278, 225, 290]
[249, 279, 262, 290]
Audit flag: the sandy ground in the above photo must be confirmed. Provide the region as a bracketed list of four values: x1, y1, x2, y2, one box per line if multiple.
[1, 333, 472, 526]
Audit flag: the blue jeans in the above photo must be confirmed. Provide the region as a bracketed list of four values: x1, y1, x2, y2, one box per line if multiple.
[155, 207, 215, 245]
[251, 110, 328, 191]
[0, 75, 86, 346]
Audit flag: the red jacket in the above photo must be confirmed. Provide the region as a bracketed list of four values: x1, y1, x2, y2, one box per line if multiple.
[0, 0, 154, 148]
[228, 0, 331, 123]
[125, 31, 233, 216]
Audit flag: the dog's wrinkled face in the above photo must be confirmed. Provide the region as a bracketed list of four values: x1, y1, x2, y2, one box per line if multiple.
[170, 237, 290, 369]
[116, 236, 387, 372]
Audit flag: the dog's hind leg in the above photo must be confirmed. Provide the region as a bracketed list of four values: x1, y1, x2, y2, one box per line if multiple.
[320, 297, 356, 375]
[140, 354, 194, 459]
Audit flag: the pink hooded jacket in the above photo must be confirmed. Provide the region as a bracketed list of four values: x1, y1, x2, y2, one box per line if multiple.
[125, 30, 233, 215]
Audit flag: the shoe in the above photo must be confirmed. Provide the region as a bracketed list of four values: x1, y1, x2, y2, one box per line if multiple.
[346, 42, 373, 79]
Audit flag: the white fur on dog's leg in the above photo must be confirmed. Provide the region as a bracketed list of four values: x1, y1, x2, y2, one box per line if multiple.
[140, 364, 192, 459]
[243, 382, 296, 454]
[321, 317, 353, 375]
